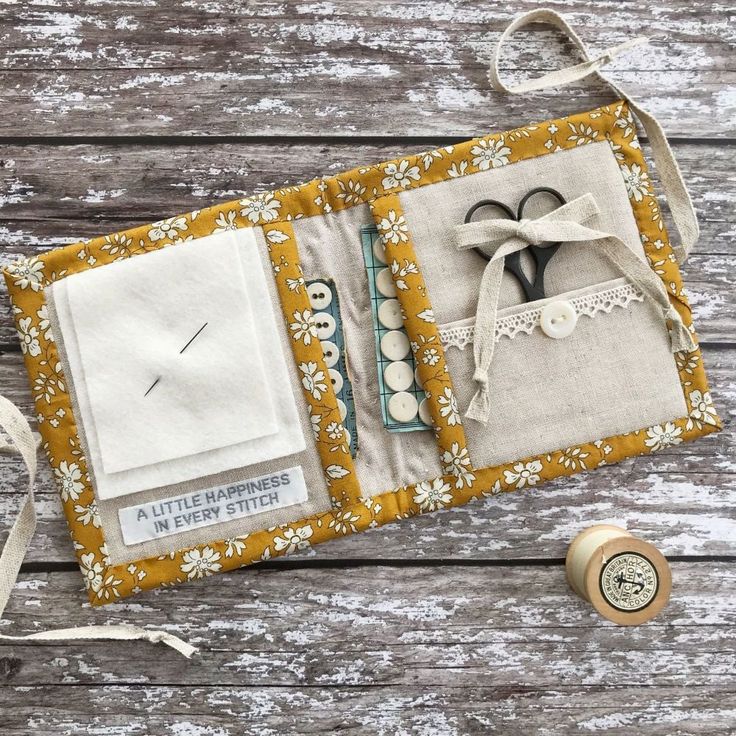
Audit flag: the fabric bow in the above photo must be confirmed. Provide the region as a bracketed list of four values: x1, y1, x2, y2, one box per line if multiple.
[453, 193, 696, 424]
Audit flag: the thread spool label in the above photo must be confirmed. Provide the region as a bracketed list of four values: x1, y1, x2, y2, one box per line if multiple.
[599, 552, 659, 612]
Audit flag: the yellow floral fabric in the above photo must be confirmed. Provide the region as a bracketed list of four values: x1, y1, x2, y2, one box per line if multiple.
[2, 101, 721, 605]
[261, 220, 361, 508]
[369, 194, 472, 479]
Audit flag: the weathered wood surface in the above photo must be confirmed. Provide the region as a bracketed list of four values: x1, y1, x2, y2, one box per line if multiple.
[0, 563, 734, 734]
[0, 1, 734, 138]
[0, 143, 732, 242]
[0, 1, 734, 734]
[4, 687, 736, 736]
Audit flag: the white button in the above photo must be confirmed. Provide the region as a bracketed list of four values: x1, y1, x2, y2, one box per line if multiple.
[388, 392, 418, 423]
[384, 361, 414, 392]
[378, 299, 403, 329]
[328, 368, 344, 394]
[320, 340, 340, 368]
[380, 330, 410, 361]
[307, 281, 333, 311]
[376, 268, 397, 298]
[418, 398, 432, 426]
[314, 312, 336, 340]
[344, 429, 352, 445]
[540, 300, 578, 339]
[372, 235, 387, 264]
[337, 398, 348, 421]
[414, 367, 424, 389]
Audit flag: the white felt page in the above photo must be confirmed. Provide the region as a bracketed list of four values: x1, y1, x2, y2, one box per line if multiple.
[53, 229, 306, 500]
[67, 235, 277, 473]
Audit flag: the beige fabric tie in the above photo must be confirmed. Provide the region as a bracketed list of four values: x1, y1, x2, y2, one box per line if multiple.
[490, 8, 699, 264]
[454, 194, 696, 423]
[0, 395, 197, 658]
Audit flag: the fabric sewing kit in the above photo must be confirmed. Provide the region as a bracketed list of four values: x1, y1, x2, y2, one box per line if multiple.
[0, 10, 721, 655]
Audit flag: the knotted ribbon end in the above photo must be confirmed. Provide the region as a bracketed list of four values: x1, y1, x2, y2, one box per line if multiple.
[666, 307, 697, 353]
[465, 386, 492, 424]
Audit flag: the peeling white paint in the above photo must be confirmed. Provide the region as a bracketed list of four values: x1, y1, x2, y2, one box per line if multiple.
[0, 177, 36, 207]
[80, 188, 126, 203]
[170, 722, 230, 736]
[16, 11, 85, 42]
[207, 617, 272, 641]
[687, 288, 726, 321]
[281, 621, 328, 645]
[14, 578, 48, 590]
[80, 154, 114, 164]
[243, 97, 295, 114]
[114, 15, 140, 31]
[119, 73, 189, 91]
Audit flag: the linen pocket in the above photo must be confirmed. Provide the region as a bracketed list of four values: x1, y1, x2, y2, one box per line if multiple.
[439, 278, 688, 468]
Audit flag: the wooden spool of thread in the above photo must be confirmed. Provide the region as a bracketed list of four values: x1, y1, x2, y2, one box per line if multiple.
[566, 525, 672, 625]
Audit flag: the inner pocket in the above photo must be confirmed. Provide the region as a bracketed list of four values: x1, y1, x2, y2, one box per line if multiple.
[440, 278, 688, 468]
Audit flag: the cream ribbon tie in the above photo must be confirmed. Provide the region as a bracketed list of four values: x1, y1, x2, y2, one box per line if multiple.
[489, 8, 699, 264]
[0, 395, 197, 659]
[454, 193, 696, 424]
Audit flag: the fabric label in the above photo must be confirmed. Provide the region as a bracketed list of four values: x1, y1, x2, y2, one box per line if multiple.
[118, 466, 308, 546]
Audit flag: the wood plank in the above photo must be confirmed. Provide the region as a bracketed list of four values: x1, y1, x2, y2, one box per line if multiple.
[2, 685, 735, 736]
[0, 0, 733, 137]
[4, 0, 734, 71]
[0, 563, 733, 692]
[2, 70, 731, 138]
[0, 346, 732, 565]
[0, 143, 732, 256]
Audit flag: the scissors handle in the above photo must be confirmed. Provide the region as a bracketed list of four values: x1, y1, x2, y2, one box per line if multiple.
[464, 199, 515, 226]
[503, 251, 540, 301]
[519, 243, 561, 301]
[516, 187, 566, 301]
[463, 187, 566, 302]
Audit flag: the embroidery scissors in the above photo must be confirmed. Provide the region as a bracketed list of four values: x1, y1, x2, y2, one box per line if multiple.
[463, 186, 566, 302]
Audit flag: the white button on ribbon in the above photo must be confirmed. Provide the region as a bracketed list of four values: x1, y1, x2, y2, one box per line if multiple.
[372, 235, 388, 264]
[388, 391, 418, 423]
[307, 282, 333, 311]
[383, 360, 414, 391]
[328, 368, 344, 394]
[384, 361, 414, 392]
[540, 300, 577, 339]
[414, 367, 424, 389]
[315, 312, 336, 340]
[380, 330, 410, 361]
[378, 299, 403, 330]
[376, 268, 397, 298]
[320, 339, 339, 368]
[418, 398, 432, 426]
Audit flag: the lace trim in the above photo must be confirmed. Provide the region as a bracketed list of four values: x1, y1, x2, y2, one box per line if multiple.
[440, 282, 645, 351]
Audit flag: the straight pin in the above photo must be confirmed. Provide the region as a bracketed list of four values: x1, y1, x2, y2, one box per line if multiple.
[179, 322, 208, 354]
[144, 376, 161, 397]
[144, 322, 209, 397]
